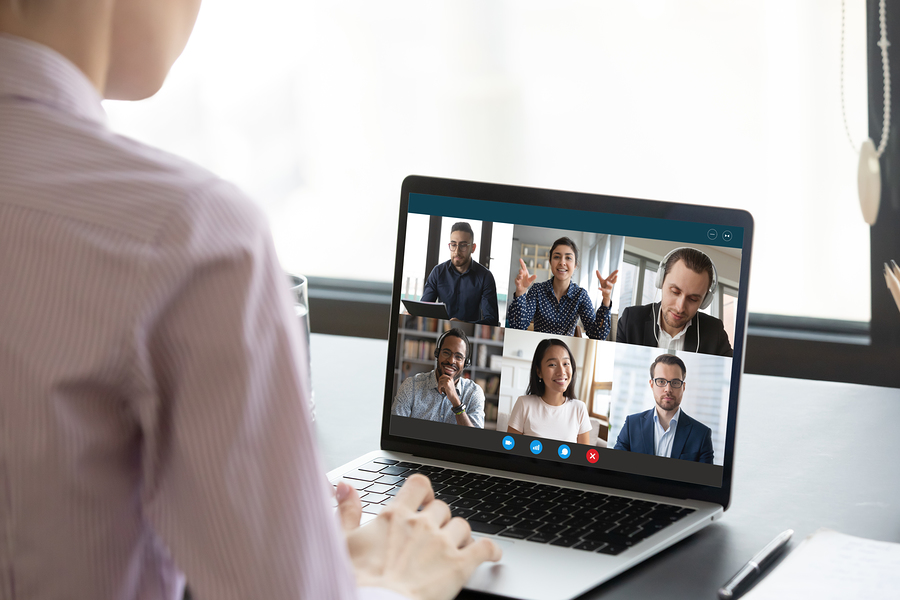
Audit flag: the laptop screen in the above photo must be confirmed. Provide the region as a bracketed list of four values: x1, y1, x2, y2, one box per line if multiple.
[384, 177, 752, 501]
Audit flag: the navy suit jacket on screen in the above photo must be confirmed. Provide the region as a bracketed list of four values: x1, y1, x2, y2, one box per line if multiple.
[613, 407, 714, 464]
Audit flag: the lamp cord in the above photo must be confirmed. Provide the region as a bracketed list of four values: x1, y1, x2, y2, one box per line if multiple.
[842, 0, 891, 158]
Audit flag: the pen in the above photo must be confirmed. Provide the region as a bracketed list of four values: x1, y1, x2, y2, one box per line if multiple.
[885, 264, 900, 312]
[717, 529, 793, 600]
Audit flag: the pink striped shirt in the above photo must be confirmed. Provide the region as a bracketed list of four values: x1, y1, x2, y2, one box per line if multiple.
[0, 34, 398, 600]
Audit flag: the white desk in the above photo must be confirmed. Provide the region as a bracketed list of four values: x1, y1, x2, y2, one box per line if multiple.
[311, 333, 900, 599]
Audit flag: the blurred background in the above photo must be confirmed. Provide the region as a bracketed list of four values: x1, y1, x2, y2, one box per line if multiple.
[103, 0, 900, 386]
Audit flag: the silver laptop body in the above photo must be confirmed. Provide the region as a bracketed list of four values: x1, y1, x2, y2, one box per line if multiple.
[328, 175, 752, 600]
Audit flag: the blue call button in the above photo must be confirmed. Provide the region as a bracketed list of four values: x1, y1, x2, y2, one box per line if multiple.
[529, 440, 543, 455]
[502, 435, 515, 450]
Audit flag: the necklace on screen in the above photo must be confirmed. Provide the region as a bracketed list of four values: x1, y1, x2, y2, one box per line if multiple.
[841, 0, 891, 226]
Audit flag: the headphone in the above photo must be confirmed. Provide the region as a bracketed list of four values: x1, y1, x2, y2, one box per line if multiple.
[434, 328, 471, 367]
[655, 247, 718, 310]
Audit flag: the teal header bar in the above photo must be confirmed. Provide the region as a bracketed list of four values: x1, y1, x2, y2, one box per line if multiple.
[409, 193, 744, 248]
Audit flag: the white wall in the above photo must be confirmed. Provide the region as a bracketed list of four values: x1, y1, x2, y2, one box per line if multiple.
[623, 239, 742, 288]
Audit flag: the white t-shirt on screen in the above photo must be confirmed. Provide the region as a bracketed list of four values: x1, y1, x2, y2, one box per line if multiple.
[507, 395, 592, 443]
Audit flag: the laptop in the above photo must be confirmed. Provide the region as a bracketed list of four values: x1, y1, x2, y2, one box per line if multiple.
[327, 175, 753, 600]
[401, 298, 451, 320]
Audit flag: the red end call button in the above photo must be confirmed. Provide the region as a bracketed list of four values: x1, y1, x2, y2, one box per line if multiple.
[586, 449, 599, 463]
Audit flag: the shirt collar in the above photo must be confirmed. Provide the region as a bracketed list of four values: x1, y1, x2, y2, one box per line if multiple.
[0, 34, 107, 125]
[546, 280, 576, 298]
[656, 303, 693, 341]
[445, 259, 472, 276]
[653, 406, 681, 427]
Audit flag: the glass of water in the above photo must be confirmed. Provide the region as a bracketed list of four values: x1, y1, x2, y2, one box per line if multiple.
[287, 273, 315, 420]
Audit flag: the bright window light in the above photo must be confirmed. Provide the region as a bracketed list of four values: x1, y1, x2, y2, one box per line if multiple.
[104, 0, 871, 322]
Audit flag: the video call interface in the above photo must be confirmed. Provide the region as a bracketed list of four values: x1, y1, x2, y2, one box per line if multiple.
[389, 193, 744, 488]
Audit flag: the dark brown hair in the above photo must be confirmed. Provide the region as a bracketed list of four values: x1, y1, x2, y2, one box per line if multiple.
[549, 237, 578, 267]
[526, 338, 577, 399]
[650, 353, 687, 380]
[450, 222, 474, 243]
[663, 247, 713, 289]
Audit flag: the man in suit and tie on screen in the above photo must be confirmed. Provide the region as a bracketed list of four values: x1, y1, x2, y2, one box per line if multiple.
[614, 354, 714, 464]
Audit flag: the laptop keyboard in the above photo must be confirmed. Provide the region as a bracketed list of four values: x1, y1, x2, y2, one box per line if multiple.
[338, 458, 695, 556]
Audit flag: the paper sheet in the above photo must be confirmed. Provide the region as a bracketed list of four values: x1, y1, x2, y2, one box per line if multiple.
[743, 529, 900, 599]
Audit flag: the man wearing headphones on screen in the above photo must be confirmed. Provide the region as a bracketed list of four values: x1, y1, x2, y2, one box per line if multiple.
[616, 247, 733, 357]
[391, 328, 486, 428]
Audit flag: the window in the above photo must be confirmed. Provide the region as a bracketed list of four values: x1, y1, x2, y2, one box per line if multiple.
[104, 0, 872, 324]
[588, 341, 617, 442]
[719, 284, 739, 349]
[618, 252, 661, 311]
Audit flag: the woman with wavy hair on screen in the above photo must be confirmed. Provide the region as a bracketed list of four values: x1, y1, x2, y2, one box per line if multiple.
[507, 338, 592, 444]
[507, 236, 617, 339]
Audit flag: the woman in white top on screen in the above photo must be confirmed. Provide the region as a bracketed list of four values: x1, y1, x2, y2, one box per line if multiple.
[507, 338, 592, 444]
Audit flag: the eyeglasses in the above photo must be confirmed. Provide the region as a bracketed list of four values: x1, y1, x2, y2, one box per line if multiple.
[448, 242, 471, 251]
[439, 348, 466, 363]
[653, 378, 685, 389]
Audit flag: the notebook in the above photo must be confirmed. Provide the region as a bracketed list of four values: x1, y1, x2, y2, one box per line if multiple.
[328, 175, 753, 600]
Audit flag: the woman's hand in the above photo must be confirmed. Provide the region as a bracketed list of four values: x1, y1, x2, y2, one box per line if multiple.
[515, 259, 537, 297]
[336, 474, 502, 600]
[595, 269, 618, 306]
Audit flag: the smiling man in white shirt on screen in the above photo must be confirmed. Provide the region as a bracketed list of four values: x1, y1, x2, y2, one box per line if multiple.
[391, 328, 486, 428]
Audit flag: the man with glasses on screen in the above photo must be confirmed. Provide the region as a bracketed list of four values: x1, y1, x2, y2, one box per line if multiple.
[392, 329, 486, 428]
[421, 221, 500, 326]
[613, 354, 714, 464]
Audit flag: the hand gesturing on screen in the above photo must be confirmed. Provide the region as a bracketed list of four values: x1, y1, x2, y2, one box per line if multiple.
[514, 259, 537, 297]
[596, 269, 619, 306]
[437, 374, 460, 405]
